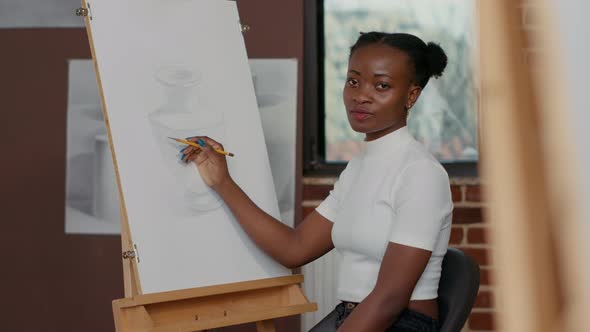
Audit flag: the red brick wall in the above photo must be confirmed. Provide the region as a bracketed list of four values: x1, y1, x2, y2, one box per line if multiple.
[449, 182, 494, 332]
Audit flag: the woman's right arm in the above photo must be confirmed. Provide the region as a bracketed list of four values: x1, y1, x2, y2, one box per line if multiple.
[184, 136, 334, 269]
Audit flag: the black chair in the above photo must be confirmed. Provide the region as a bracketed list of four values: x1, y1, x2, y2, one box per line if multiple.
[309, 247, 480, 332]
[437, 247, 481, 332]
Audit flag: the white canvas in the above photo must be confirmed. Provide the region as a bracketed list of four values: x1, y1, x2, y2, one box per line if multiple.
[0, 0, 85, 28]
[65, 59, 121, 235]
[87, 0, 289, 293]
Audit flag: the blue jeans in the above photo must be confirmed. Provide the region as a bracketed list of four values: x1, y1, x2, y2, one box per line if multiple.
[309, 302, 439, 332]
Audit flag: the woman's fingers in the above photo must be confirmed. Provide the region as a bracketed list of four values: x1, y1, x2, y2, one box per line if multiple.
[185, 136, 224, 150]
[185, 148, 203, 162]
[182, 136, 227, 164]
[179, 146, 194, 162]
[200, 136, 224, 150]
[194, 148, 211, 165]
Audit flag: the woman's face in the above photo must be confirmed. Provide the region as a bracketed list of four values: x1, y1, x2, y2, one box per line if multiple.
[343, 44, 421, 141]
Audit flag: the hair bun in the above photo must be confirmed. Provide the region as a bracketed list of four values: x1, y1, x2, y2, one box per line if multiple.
[426, 42, 448, 78]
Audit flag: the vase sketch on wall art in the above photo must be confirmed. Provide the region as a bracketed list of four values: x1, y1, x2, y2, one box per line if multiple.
[249, 59, 298, 227]
[65, 59, 120, 235]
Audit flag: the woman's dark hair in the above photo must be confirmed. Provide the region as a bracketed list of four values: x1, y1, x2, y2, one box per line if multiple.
[349, 32, 447, 89]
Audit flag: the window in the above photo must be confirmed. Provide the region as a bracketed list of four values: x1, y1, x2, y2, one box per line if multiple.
[304, 0, 479, 176]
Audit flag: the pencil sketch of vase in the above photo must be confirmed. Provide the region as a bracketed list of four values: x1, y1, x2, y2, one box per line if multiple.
[257, 93, 294, 220]
[148, 65, 225, 212]
[92, 133, 121, 222]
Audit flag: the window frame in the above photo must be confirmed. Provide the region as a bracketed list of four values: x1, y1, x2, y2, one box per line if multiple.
[302, 0, 479, 178]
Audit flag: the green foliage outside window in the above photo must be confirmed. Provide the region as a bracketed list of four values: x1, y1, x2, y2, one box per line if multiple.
[324, 0, 478, 162]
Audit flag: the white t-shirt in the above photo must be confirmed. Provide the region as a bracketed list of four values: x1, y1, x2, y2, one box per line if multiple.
[315, 126, 453, 302]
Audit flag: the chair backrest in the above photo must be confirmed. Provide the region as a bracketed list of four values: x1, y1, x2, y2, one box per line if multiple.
[438, 247, 480, 332]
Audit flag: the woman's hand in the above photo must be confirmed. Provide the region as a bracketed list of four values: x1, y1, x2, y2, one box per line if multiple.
[182, 136, 232, 190]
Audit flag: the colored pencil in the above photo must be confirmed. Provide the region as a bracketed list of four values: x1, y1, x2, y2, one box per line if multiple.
[168, 137, 235, 157]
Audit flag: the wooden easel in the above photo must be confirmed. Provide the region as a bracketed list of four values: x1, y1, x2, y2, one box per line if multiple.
[115, 207, 317, 332]
[77, 1, 317, 331]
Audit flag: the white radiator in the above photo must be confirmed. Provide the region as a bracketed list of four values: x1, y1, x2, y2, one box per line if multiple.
[301, 249, 342, 331]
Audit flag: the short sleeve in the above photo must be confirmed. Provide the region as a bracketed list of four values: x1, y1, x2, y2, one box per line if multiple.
[315, 160, 356, 222]
[389, 160, 452, 251]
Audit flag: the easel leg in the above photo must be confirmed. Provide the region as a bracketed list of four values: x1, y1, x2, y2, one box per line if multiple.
[256, 320, 276, 332]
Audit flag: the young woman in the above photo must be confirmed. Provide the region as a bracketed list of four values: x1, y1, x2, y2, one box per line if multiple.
[182, 32, 452, 332]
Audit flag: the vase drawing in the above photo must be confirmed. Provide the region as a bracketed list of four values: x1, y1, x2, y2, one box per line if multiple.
[257, 93, 294, 218]
[148, 65, 225, 212]
[92, 133, 121, 222]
